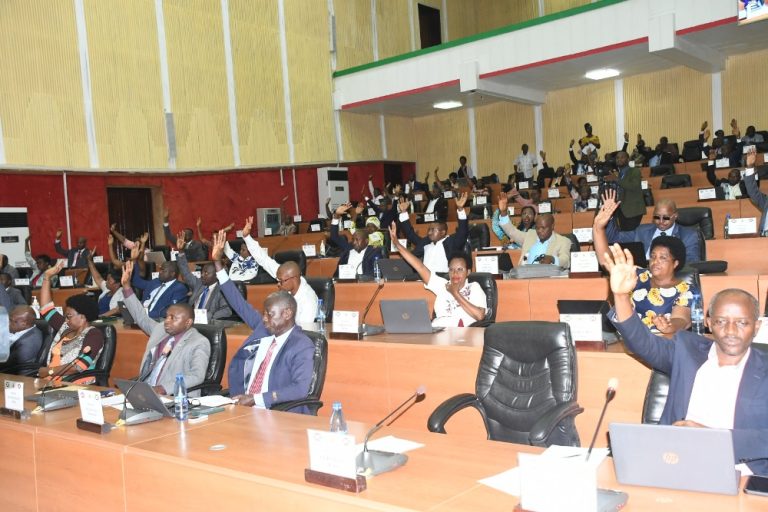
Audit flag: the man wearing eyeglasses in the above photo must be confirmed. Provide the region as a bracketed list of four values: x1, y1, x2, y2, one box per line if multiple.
[236, 216, 318, 327]
[605, 198, 701, 264]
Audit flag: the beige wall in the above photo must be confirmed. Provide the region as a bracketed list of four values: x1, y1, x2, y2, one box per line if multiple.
[413, 109, 469, 179]
[475, 101, 535, 179]
[722, 48, 768, 135]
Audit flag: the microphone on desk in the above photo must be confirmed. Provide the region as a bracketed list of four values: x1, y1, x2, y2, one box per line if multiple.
[118, 354, 161, 423]
[356, 385, 427, 476]
[360, 280, 385, 337]
[38, 346, 91, 411]
[586, 378, 618, 461]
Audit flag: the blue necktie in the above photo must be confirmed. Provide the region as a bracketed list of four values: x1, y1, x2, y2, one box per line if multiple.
[197, 286, 209, 309]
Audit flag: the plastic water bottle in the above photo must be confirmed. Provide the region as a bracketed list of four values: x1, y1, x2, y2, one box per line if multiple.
[724, 213, 730, 240]
[691, 295, 705, 335]
[374, 257, 382, 283]
[316, 299, 326, 334]
[173, 373, 189, 421]
[483, 206, 489, 220]
[319, 239, 326, 257]
[329, 402, 348, 433]
[31, 297, 40, 318]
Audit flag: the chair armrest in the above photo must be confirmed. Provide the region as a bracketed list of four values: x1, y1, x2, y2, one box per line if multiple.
[270, 398, 324, 415]
[187, 381, 222, 397]
[469, 318, 493, 328]
[427, 393, 482, 434]
[62, 369, 109, 387]
[528, 402, 584, 446]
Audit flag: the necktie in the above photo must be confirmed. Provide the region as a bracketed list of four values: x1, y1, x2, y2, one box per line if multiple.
[248, 338, 277, 395]
[659, 231, 667, 237]
[197, 286, 209, 309]
[147, 282, 167, 311]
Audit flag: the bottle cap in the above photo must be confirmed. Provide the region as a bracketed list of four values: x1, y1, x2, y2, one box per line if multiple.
[332, 401, 342, 410]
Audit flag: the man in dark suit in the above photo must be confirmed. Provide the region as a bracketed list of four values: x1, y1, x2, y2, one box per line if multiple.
[0, 305, 43, 373]
[53, 229, 90, 268]
[176, 252, 231, 321]
[742, 150, 768, 235]
[705, 148, 748, 200]
[163, 209, 208, 261]
[397, 192, 469, 273]
[605, 198, 701, 264]
[0, 273, 27, 307]
[604, 243, 768, 476]
[130, 261, 189, 320]
[330, 204, 385, 278]
[209, 231, 314, 413]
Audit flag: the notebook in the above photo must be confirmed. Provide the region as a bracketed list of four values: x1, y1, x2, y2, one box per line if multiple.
[609, 423, 740, 495]
[380, 299, 443, 334]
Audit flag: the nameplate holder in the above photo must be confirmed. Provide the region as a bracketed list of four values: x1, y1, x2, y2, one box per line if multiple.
[507, 207, 515, 216]
[302, 244, 317, 258]
[343, 220, 352, 229]
[475, 255, 499, 275]
[57, 258, 69, 268]
[728, 217, 758, 237]
[337, 264, 356, 280]
[559, 312, 602, 342]
[538, 202, 552, 214]
[641, 180, 648, 190]
[519, 452, 597, 512]
[305, 429, 365, 492]
[443, 191, 453, 199]
[76, 418, 111, 434]
[586, 174, 597, 183]
[587, 198, 598, 210]
[572, 228, 593, 244]
[698, 188, 717, 201]
[264, 228, 273, 236]
[76, 389, 106, 432]
[59, 275, 74, 287]
[474, 196, 487, 205]
[293, 215, 302, 223]
[92, 256, 104, 263]
[716, 158, 730, 168]
[4, 380, 26, 415]
[414, 193, 424, 202]
[151, 272, 160, 279]
[547, 188, 560, 199]
[331, 310, 362, 339]
[390, 239, 407, 253]
[424, 213, 435, 223]
[743, 144, 756, 155]
[14, 278, 30, 286]
[310, 224, 321, 232]
[194, 309, 209, 325]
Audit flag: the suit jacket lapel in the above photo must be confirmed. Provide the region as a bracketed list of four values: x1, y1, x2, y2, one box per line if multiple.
[735, 349, 767, 425]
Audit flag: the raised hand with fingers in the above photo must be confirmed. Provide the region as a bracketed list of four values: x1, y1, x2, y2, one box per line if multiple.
[455, 191, 469, 209]
[55, 229, 63, 239]
[334, 203, 352, 218]
[242, 216, 254, 238]
[175, 231, 186, 251]
[211, 229, 227, 261]
[398, 197, 410, 213]
[594, 190, 620, 229]
[603, 243, 637, 296]
[388, 223, 401, 251]
[121, 261, 134, 288]
[746, 147, 757, 168]
[498, 193, 509, 216]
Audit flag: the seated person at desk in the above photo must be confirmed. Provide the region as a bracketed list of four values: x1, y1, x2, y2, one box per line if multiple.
[210, 231, 315, 412]
[331, 204, 385, 279]
[24, 237, 58, 288]
[174, 239, 232, 321]
[492, 203, 536, 249]
[743, 149, 768, 235]
[389, 223, 485, 327]
[277, 196, 297, 236]
[130, 258, 189, 320]
[705, 149, 747, 200]
[0, 254, 19, 280]
[604, 244, 768, 476]
[119, 261, 210, 396]
[0, 304, 42, 374]
[163, 209, 208, 261]
[223, 239, 259, 282]
[0, 273, 27, 307]
[594, 191, 693, 335]
[497, 194, 572, 268]
[54, 229, 90, 268]
[239, 216, 318, 326]
[396, 193, 469, 274]
[604, 198, 701, 264]
[36, 261, 104, 383]
[85, 254, 124, 317]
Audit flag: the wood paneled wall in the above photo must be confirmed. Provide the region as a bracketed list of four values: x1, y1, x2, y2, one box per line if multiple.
[722, 48, 768, 136]
[413, 109, 469, 179]
[475, 101, 535, 179]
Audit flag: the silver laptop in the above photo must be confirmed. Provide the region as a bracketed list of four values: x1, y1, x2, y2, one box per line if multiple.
[377, 259, 418, 281]
[380, 299, 443, 334]
[609, 423, 740, 495]
[115, 379, 174, 424]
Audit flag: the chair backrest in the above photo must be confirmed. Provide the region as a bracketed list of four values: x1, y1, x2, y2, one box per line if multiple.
[681, 140, 702, 162]
[643, 187, 655, 207]
[675, 266, 701, 297]
[468, 205, 489, 221]
[275, 250, 307, 276]
[641, 369, 670, 424]
[564, 233, 580, 254]
[192, 324, 227, 393]
[660, 174, 692, 189]
[15, 285, 32, 305]
[303, 330, 328, 403]
[477, 321, 579, 446]
[467, 223, 490, 251]
[650, 164, 674, 177]
[92, 323, 117, 385]
[233, 281, 248, 300]
[467, 272, 497, 325]
[676, 206, 714, 240]
[34, 320, 53, 367]
[305, 277, 334, 317]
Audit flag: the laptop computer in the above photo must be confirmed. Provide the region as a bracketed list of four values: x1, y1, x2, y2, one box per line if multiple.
[380, 299, 444, 334]
[118, 301, 136, 327]
[618, 241, 648, 268]
[609, 423, 740, 495]
[377, 259, 418, 281]
[115, 379, 175, 425]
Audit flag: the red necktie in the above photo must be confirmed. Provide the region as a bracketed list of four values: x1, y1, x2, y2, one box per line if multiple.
[458, 318, 464, 327]
[248, 338, 276, 395]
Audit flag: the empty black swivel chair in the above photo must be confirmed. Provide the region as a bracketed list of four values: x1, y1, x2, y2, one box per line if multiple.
[650, 164, 674, 177]
[271, 330, 327, 415]
[681, 140, 702, 162]
[660, 174, 692, 189]
[565, 233, 580, 254]
[642, 370, 671, 425]
[306, 277, 334, 317]
[677, 207, 729, 274]
[467, 273, 497, 327]
[187, 324, 227, 396]
[428, 321, 583, 447]
[469, 205, 490, 221]
[467, 223, 491, 251]
[62, 323, 117, 387]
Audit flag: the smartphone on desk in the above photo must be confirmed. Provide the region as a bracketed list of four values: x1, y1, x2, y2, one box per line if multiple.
[744, 475, 768, 497]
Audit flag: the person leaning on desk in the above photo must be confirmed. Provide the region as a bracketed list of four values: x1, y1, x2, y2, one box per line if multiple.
[603, 243, 768, 476]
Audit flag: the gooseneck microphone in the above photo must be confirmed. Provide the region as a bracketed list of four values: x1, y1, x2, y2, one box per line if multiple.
[38, 346, 92, 411]
[360, 281, 385, 337]
[356, 386, 426, 476]
[586, 378, 618, 461]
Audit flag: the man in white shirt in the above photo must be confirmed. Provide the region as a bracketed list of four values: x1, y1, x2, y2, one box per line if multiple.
[514, 144, 538, 181]
[239, 216, 318, 326]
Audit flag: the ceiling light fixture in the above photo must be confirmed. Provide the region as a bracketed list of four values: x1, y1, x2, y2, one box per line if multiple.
[585, 68, 620, 80]
[433, 100, 463, 110]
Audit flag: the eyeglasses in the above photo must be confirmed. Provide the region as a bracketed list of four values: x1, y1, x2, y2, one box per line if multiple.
[653, 215, 674, 221]
[276, 275, 298, 286]
[448, 267, 467, 274]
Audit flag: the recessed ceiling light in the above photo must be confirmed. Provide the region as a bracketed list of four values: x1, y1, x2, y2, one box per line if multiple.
[585, 68, 620, 80]
[433, 100, 463, 110]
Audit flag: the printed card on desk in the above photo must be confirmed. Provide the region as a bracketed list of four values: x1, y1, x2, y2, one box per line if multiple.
[728, 217, 757, 235]
[170, 250, 178, 261]
[4, 381, 24, 412]
[716, 158, 730, 168]
[570, 251, 598, 272]
[293, 215, 302, 223]
[59, 275, 74, 287]
[547, 188, 560, 199]
[628, 161, 636, 168]
[743, 144, 756, 154]
[390, 239, 407, 253]
[475, 255, 499, 275]
[310, 224, 321, 232]
[443, 191, 453, 199]
[586, 174, 597, 182]
[414, 193, 424, 202]
[590, 185, 599, 195]
[307, 429, 358, 478]
[302, 244, 317, 257]
[587, 198, 598, 210]
[424, 213, 435, 222]
[538, 202, 552, 214]
[15, 261, 30, 268]
[698, 188, 717, 200]
[337, 264, 356, 280]
[332, 310, 359, 333]
[641, 180, 648, 190]
[264, 227, 272, 236]
[572, 228, 593, 244]
[78, 390, 105, 426]
[507, 207, 515, 216]
[368, 208, 376, 216]
[57, 258, 68, 268]
[192, 271, 202, 278]
[517, 181, 529, 190]
[559, 313, 602, 342]
[14, 278, 30, 286]
[475, 196, 487, 205]
[194, 309, 209, 325]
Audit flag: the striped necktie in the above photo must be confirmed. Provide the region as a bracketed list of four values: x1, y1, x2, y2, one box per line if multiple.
[248, 338, 277, 395]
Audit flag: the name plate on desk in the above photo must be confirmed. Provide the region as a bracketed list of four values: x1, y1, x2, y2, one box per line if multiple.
[264, 228, 273, 236]
[572, 228, 593, 244]
[390, 239, 407, 253]
[151, 272, 160, 279]
[538, 202, 552, 214]
[743, 144, 756, 154]
[590, 185, 599, 195]
[14, 278, 30, 286]
[716, 158, 730, 168]
[92, 255, 104, 263]
[517, 181, 529, 190]
[310, 224, 321, 232]
[367, 208, 376, 216]
[570, 251, 598, 273]
[424, 213, 435, 222]
[303, 244, 317, 257]
[507, 207, 515, 216]
[586, 174, 597, 183]
[474, 195, 487, 205]
[559, 313, 602, 342]
[338, 264, 356, 280]
[57, 258, 69, 268]
[77, 389, 105, 425]
[443, 191, 453, 199]
[475, 255, 499, 275]
[641, 180, 648, 190]
[332, 310, 359, 333]
[59, 275, 74, 287]
[414, 193, 423, 202]
[698, 188, 717, 200]
[192, 271, 201, 278]
[307, 429, 358, 478]
[293, 215, 302, 223]
[587, 198, 598, 210]
[194, 309, 209, 325]
[4, 381, 24, 412]
[728, 217, 757, 236]
[547, 188, 560, 199]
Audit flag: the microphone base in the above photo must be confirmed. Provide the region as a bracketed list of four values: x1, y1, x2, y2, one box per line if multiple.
[361, 324, 385, 337]
[120, 408, 165, 426]
[356, 449, 408, 477]
[40, 396, 78, 412]
[331, 324, 385, 340]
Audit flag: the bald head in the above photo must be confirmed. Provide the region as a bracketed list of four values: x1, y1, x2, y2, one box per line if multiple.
[276, 261, 301, 295]
[9, 306, 36, 333]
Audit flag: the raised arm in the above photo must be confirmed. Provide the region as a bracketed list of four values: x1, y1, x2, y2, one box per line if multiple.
[240, 216, 280, 277]
[388, 223, 431, 283]
[39, 260, 65, 307]
[175, 251, 200, 290]
[107, 234, 124, 270]
[86, 248, 105, 289]
[120, 261, 159, 336]
[109, 223, 130, 247]
[196, 217, 212, 247]
[330, 204, 353, 250]
[162, 209, 178, 246]
[593, 190, 621, 268]
[496, 194, 526, 246]
[53, 229, 68, 256]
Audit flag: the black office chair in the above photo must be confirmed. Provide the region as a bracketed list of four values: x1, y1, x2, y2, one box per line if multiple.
[308, 218, 327, 232]
[565, 233, 580, 254]
[642, 370, 670, 424]
[428, 321, 583, 447]
[660, 174, 692, 189]
[221, 281, 248, 323]
[271, 330, 327, 415]
[62, 323, 117, 387]
[187, 324, 227, 396]
[469, 205, 490, 221]
[306, 277, 335, 318]
[275, 250, 307, 276]
[15, 285, 32, 305]
[0, 320, 52, 376]
[643, 187, 655, 207]
[467, 223, 490, 251]
[676, 207, 714, 239]
[650, 164, 674, 177]
[681, 140, 702, 162]
[467, 273, 497, 327]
